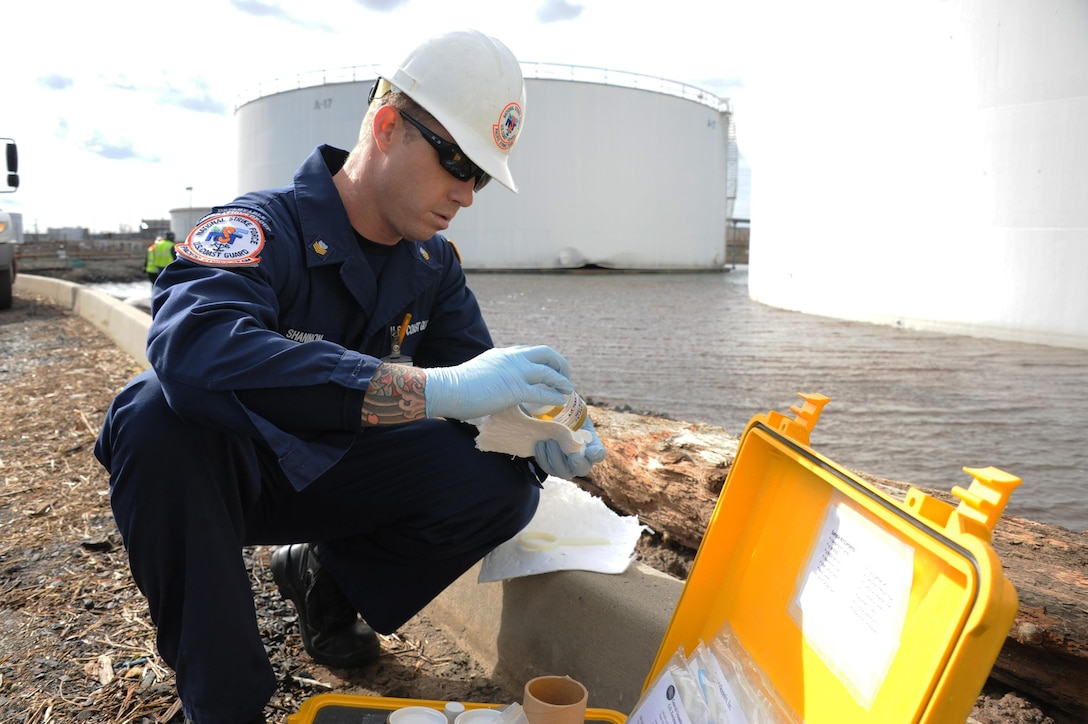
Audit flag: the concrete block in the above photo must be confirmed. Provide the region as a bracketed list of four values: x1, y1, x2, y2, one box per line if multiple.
[423, 561, 682, 713]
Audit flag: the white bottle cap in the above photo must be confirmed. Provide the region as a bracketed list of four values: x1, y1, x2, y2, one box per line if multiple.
[444, 702, 466, 724]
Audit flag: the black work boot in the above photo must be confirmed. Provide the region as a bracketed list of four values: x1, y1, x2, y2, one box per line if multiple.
[270, 543, 381, 668]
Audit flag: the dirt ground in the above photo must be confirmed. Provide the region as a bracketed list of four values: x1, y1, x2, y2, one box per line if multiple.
[0, 280, 1059, 723]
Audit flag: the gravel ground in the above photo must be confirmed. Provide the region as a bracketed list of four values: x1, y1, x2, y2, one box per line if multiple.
[0, 281, 1060, 723]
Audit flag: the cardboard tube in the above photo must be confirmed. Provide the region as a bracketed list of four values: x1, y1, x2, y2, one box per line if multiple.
[522, 675, 588, 724]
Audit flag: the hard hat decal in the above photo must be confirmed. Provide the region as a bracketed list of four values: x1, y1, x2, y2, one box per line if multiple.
[492, 102, 523, 150]
[178, 212, 265, 267]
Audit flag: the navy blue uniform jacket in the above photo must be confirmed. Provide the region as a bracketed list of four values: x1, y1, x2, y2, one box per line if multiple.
[147, 145, 493, 491]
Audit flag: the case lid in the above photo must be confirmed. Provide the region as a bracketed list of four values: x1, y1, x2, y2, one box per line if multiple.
[646, 394, 1020, 723]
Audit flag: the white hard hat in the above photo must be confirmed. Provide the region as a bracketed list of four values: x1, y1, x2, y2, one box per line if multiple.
[380, 29, 526, 192]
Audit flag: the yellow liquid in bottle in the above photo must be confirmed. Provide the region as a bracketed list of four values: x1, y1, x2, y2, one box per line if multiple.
[524, 392, 588, 430]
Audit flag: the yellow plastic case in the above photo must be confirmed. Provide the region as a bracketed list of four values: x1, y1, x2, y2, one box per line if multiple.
[288, 694, 626, 724]
[294, 394, 1020, 724]
[646, 393, 1021, 723]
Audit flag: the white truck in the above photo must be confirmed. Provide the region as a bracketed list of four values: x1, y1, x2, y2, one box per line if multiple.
[1, 138, 19, 310]
[0, 208, 15, 309]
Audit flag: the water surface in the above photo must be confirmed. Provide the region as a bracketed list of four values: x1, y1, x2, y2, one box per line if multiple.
[92, 270, 1088, 531]
[468, 269, 1088, 532]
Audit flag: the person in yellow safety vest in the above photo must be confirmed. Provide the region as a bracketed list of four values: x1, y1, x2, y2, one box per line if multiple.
[145, 231, 177, 285]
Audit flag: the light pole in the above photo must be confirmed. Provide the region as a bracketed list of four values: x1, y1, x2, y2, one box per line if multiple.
[185, 186, 193, 211]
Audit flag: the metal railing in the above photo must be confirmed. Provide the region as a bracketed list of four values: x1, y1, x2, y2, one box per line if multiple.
[234, 62, 731, 113]
[519, 62, 731, 113]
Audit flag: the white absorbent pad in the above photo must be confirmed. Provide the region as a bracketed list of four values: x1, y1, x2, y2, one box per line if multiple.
[478, 476, 644, 583]
[473, 405, 593, 458]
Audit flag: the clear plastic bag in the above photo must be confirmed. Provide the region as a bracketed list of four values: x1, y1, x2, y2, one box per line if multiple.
[686, 641, 747, 724]
[705, 623, 800, 724]
[628, 648, 712, 724]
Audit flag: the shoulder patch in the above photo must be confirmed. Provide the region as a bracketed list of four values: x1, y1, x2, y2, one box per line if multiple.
[177, 212, 265, 267]
[446, 238, 462, 265]
[215, 206, 274, 234]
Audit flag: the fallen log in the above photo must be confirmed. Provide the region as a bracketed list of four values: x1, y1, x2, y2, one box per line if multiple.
[585, 406, 1088, 722]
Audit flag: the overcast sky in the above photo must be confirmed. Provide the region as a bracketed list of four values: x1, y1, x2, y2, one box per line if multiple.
[3, 0, 756, 233]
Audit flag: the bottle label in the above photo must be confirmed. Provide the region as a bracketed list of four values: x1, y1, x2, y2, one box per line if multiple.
[540, 393, 587, 430]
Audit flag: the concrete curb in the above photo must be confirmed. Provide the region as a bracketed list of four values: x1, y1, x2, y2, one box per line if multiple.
[16, 274, 151, 368]
[14, 273, 683, 712]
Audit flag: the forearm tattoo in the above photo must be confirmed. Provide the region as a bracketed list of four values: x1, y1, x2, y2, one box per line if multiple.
[361, 363, 428, 426]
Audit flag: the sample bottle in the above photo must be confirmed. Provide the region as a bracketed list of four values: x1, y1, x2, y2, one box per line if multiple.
[523, 391, 588, 430]
[443, 702, 466, 724]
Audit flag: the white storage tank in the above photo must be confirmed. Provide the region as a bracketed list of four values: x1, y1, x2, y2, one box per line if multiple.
[747, 0, 1088, 350]
[235, 65, 737, 270]
[170, 206, 213, 239]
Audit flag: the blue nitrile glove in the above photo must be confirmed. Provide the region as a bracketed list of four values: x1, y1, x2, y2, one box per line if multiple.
[424, 345, 574, 421]
[533, 416, 607, 479]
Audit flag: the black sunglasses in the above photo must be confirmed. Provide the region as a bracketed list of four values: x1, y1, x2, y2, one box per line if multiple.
[399, 110, 491, 192]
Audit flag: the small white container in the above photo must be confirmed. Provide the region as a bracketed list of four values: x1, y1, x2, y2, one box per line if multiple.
[389, 706, 448, 724]
[454, 708, 503, 724]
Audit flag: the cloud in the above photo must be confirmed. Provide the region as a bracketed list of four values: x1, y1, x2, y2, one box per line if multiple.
[352, 0, 409, 10]
[231, 0, 289, 18]
[695, 76, 746, 98]
[159, 80, 230, 115]
[39, 74, 74, 91]
[536, 0, 585, 22]
[104, 74, 142, 92]
[230, 0, 335, 30]
[83, 132, 161, 163]
[102, 73, 229, 115]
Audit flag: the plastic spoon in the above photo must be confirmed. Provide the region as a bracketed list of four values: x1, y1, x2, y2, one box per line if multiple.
[517, 531, 611, 551]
